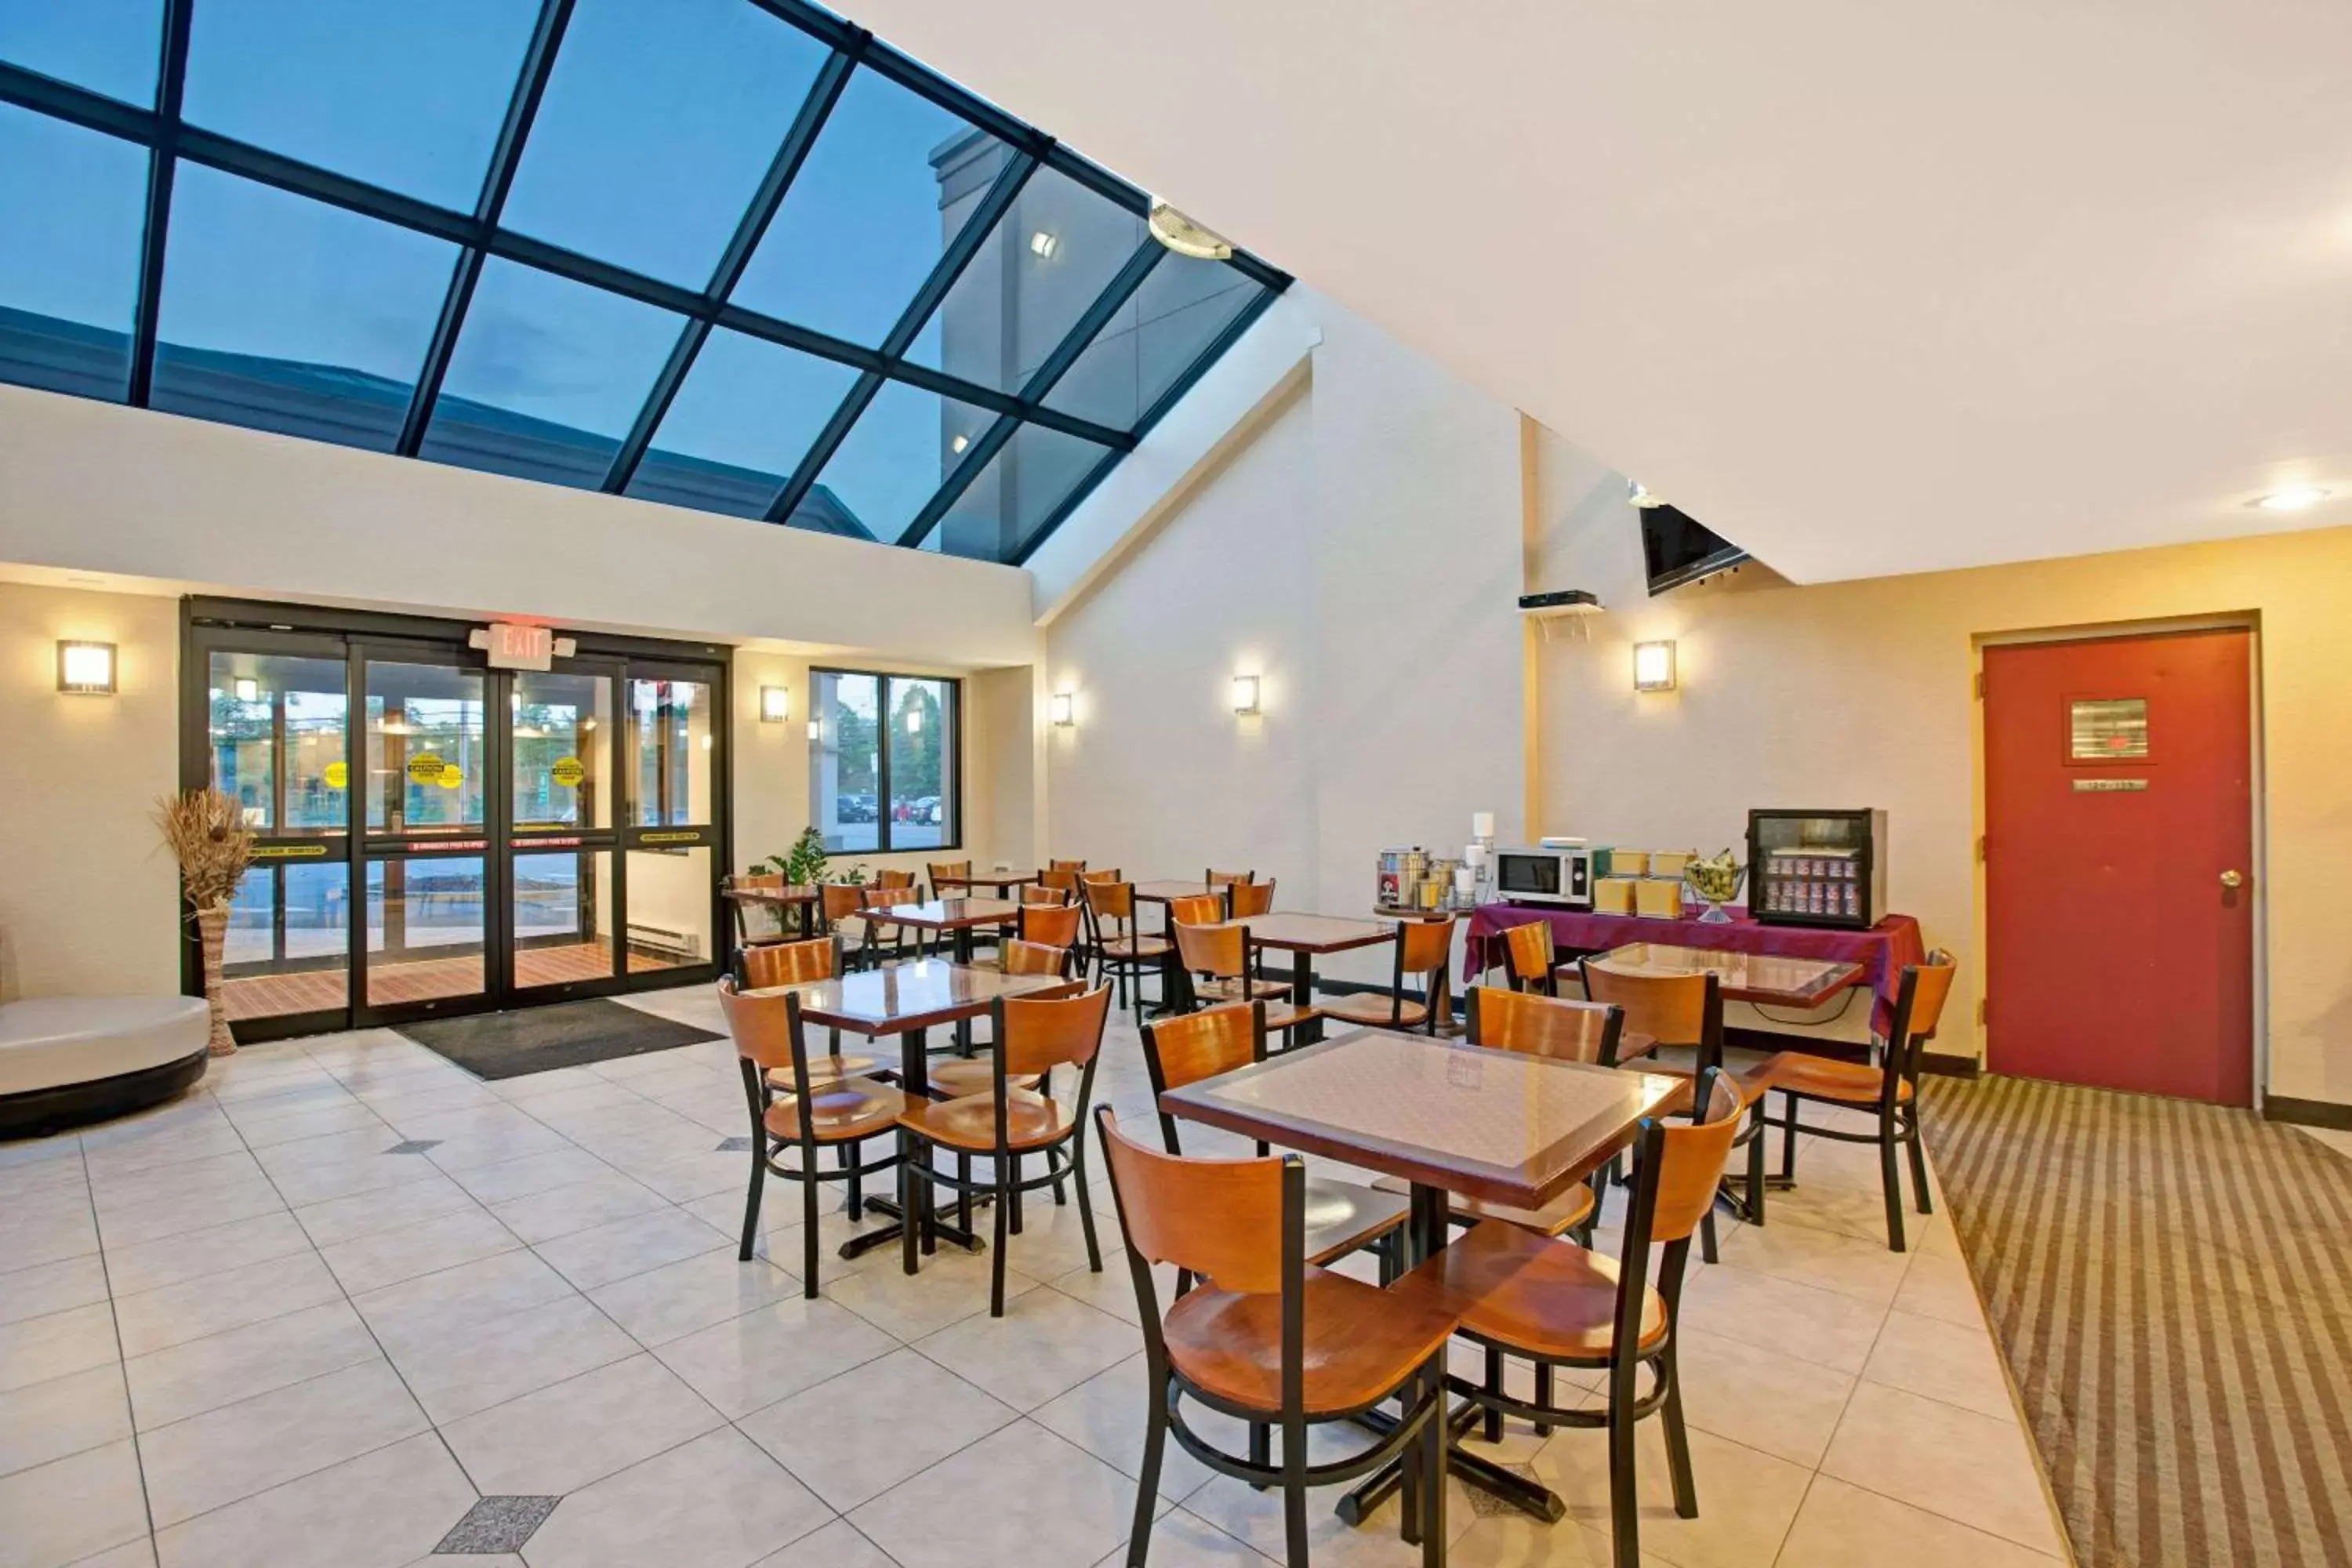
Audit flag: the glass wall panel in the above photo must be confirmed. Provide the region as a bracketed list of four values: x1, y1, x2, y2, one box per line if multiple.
[511, 670, 611, 830]
[0, 0, 162, 105]
[365, 662, 488, 834]
[180, 0, 539, 209]
[628, 678, 713, 827]
[220, 862, 350, 1020]
[366, 856, 486, 1004]
[799, 379, 993, 543]
[730, 67, 1007, 348]
[208, 652, 349, 833]
[1045, 256, 1263, 431]
[929, 422, 1114, 563]
[513, 845, 616, 986]
[626, 329, 859, 519]
[0, 103, 150, 401]
[420, 259, 684, 488]
[623, 845, 712, 973]
[887, 678, 953, 851]
[154, 165, 459, 451]
[500, 0, 828, 287]
[811, 671, 880, 854]
[905, 164, 1144, 394]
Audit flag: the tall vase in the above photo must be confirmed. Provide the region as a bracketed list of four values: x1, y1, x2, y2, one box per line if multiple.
[195, 902, 237, 1056]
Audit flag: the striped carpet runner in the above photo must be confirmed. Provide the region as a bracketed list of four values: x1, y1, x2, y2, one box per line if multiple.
[1922, 1075, 2352, 1567]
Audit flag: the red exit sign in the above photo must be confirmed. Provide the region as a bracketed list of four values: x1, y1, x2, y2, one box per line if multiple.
[470, 622, 560, 670]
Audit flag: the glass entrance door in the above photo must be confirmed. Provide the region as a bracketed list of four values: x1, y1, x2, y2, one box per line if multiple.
[358, 652, 493, 1019]
[506, 662, 621, 998]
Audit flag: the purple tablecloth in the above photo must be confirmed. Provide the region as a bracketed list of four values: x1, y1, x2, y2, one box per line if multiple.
[1464, 903, 1929, 1037]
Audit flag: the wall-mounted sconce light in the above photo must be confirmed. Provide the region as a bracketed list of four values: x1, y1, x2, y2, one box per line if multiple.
[759, 686, 789, 724]
[1632, 640, 1678, 692]
[807, 718, 822, 742]
[1232, 673, 1261, 716]
[1050, 692, 1075, 728]
[232, 676, 260, 702]
[56, 640, 116, 695]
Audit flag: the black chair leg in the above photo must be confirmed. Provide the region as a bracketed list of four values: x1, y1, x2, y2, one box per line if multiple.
[1129, 1371, 1165, 1567]
[1700, 1207, 1719, 1265]
[1073, 1138, 1102, 1272]
[1483, 1348, 1504, 1443]
[1534, 1363, 1555, 1436]
[900, 1136, 918, 1275]
[1747, 1116, 1767, 1229]
[1661, 1347, 1698, 1519]
[990, 1163, 1011, 1316]
[1906, 1120, 1934, 1214]
[738, 1141, 764, 1263]
[1420, 1362, 1446, 1566]
[1009, 1156, 1025, 1235]
[842, 1141, 862, 1221]
[957, 1152, 972, 1236]
[1880, 1131, 1908, 1252]
[800, 1155, 821, 1298]
[1281, 1413, 1310, 1567]
[1780, 1091, 1800, 1179]
[1606, 1356, 1642, 1566]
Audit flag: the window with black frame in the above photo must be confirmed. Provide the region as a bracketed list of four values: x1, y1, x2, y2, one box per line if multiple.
[809, 670, 956, 852]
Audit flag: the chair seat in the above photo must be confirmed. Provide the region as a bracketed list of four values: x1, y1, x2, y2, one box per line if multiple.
[1436, 1220, 1668, 1361]
[1373, 1173, 1595, 1240]
[1163, 1260, 1462, 1417]
[899, 1089, 1077, 1152]
[1762, 1051, 1906, 1105]
[1319, 993, 1432, 1029]
[1195, 976, 1290, 1004]
[764, 1054, 879, 1091]
[1258, 1000, 1323, 1034]
[924, 1057, 1044, 1097]
[1102, 935, 1172, 960]
[1301, 1178, 1410, 1264]
[763, 1078, 908, 1144]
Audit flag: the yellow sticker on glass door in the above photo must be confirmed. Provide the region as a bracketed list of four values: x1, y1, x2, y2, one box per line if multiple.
[550, 757, 585, 788]
[405, 752, 445, 783]
[323, 760, 348, 789]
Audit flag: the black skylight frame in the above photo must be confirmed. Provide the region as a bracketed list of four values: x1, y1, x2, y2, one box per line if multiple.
[0, 0, 1289, 566]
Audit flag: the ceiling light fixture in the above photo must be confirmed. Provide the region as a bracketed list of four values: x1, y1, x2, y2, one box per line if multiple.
[233, 676, 260, 702]
[2249, 487, 2331, 511]
[1029, 230, 1058, 259]
[1147, 201, 1234, 261]
[949, 434, 969, 455]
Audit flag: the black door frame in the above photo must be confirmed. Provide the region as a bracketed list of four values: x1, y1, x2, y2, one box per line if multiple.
[180, 597, 731, 1042]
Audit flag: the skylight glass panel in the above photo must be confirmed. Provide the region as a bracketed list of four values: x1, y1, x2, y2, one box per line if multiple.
[728, 66, 1008, 349]
[800, 378, 994, 542]
[420, 258, 684, 488]
[1046, 255, 1264, 431]
[902, 164, 1145, 394]
[151, 164, 459, 451]
[0, 0, 162, 106]
[927, 421, 1113, 561]
[180, 0, 542, 210]
[499, 0, 829, 288]
[0, 103, 148, 401]
[626, 328, 860, 520]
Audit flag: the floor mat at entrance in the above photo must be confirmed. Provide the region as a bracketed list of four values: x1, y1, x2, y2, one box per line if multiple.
[396, 997, 719, 1080]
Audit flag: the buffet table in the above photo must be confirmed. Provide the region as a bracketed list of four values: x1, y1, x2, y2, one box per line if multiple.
[1465, 903, 1927, 1036]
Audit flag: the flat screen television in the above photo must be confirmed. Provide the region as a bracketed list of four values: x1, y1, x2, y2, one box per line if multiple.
[1639, 504, 1748, 595]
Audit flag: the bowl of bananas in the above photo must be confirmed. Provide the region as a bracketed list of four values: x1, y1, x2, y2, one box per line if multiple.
[1682, 849, 1745, 925]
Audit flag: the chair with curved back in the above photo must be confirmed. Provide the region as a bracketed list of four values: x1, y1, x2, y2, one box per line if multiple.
[1169, 920, 1316, 1043]
[1167, 893, 1225, 927]
[717, 976, 907, 1296]
[1225, 877, 1276, 919]
[925, 859, 971, 902]
[1017, 900, 1083, 952]
[818, 882, 867, 955]
[728, 871, 789, 946]
[1320, 916, 1457, 1036]
[1022, 882, 1072, 906]
[1437, 1068, 1747, 1568]
[858, 884, 924, 966]
[1098, 1104, 1459, 1568]
[733, 935, 879, 1085]
[898, 985, 1115, 1316]
[1494, 919, 1559, 996]
[1753, 951, 1958, 1251]
[873, 868, 917, 890]
[1084, 880, 1169, 1026]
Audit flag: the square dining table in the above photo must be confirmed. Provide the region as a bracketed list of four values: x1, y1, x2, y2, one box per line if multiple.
[880, 896, 1025, 964]
[1583, 942, 1865, 1013]
[1162, 1026, 1683, 1524]
[747, 959, 1079, 1272]
[1240, 912, 1397, 1044]
[930, 870, 1040, 895]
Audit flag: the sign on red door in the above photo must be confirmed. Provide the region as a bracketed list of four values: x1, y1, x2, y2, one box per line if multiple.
[1982, 629, 2255, 1104]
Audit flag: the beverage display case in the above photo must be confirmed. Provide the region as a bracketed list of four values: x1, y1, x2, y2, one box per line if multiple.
[1748, 809, 1887, 929]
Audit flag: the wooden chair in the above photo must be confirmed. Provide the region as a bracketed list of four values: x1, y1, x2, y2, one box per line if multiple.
[1041, 862, 1085, 898]
[1140, 1002, 1407, 1277]
[1022, 882, 1072, 906]
[717, 977, 907, 1295]
[817, 882, 866, 949]
[1580, 960, 1768, 1262]
[925, 859, 971, 901]
[1169, 920, 1316, 1044]
[928, 941, 1071, 1094]
[1018, 901, 1083, 951]
[898, 985, 1114, 1316]
[1084, 880, 1169, 1026]
[1436, 1069, 1745, 1568]
[1098, 1105, 1458, 1568]
[1494, 920, 1559, 996]
[1167, 892, 1225, 927]
[1205, 866, 1254, 889]
[732, 935, 879, 1083]
[1753, 952, 1957, 1251]
[873, 868, 917, 891]
[858, 885, 924, 965]
[728, 872, 789, 946]
[1225, 877, 1276, 919]
[1320, 916, 1456, 1035]
[1079, 866, 1123, 885]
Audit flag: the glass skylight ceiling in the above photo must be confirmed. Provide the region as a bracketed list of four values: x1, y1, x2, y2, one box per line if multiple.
[0, 0, 1287, 565]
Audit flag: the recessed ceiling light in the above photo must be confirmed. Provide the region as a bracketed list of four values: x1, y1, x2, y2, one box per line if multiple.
[949, 434, 969, 454]
[1029, 230, 1058, 259]
[2249, 487, 2331, 511]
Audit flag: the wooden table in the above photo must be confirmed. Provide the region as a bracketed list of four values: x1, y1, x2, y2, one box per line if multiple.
[879, 897, 1024, 964]
[749, 960, 1079, 1271]
[1583, 942, 1864, 1011]
[1240, 912, 1396, 1044]
[931, 871, 1039, 895]
[1163, 1027, 1682, 1525]
[722, 884, 819, 942]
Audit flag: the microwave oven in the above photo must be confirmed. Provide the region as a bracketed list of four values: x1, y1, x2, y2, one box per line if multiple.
[1494, 845, 1593, 907]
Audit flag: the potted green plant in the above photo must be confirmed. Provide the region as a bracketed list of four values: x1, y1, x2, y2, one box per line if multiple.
[154, 787, 254, 1056]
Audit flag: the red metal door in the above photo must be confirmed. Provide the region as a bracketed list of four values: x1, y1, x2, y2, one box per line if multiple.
[1983, 629, 2254, 1103]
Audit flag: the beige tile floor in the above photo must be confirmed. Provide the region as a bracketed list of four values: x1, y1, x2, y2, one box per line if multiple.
[0, 984, 2074, 1567]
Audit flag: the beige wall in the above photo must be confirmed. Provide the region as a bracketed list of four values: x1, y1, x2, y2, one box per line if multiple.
[0, 583, 181, 1000]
